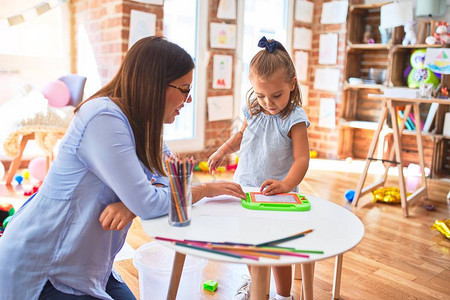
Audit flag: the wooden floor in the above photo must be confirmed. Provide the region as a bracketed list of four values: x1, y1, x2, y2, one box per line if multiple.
[1, 160, 449, 299]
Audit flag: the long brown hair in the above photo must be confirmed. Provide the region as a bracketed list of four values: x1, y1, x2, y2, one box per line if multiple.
[75, 36, 195, 175]
[247, 39, 302, 119]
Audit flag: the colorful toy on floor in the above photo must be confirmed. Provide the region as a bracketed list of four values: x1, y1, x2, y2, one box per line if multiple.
[345, 190, 355, 202]
[24, 184, 40, 196]
[3, 215, 12, 229]
[203, 280, 218, 292]
[0, 203, 15, 227]
[371, 187, 411, 203]
[22, 169, 30, 179]
[431, 219, 450, 240]
[14, 175, 24, 185]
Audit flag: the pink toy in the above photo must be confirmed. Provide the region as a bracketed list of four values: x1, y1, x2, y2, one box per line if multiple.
[28, 157, 47, 181]
[41, 80, 70, 107]
[434, 22, 449, 45]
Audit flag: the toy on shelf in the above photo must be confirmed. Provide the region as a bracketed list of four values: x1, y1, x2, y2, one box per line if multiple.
[402, 21, 417, 46]
[426, 22, 450, 45]
[407, 49, 440, 89]
[363, 25, 374, 44]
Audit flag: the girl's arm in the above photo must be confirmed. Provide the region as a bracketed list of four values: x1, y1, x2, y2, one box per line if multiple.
[260, 122, 310, 195]
[207, 119, 248, 173]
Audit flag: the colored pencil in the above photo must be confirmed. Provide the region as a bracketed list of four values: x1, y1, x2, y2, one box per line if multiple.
[256, 229, 314, 247]
[165, 160, 183, 222]
[174, 242, 243, 259]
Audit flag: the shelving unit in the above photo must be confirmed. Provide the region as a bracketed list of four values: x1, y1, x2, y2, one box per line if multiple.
[339, 2, 449, 179]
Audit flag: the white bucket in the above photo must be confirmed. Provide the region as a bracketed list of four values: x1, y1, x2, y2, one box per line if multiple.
[133, 242, 207, 300]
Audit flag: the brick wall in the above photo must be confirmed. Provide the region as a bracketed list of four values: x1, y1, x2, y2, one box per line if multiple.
[71, 0, 363, 161]
[293, 0, 362, 159]
[71, 0, 164, 84]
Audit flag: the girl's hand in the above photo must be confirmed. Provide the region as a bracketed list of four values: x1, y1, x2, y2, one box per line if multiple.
[207, 150, 225, 174]
[99, 202, 136, 231]
[260, 179, 289, 196]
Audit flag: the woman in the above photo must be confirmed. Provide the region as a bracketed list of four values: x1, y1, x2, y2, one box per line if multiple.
[0, 36, 245, 300]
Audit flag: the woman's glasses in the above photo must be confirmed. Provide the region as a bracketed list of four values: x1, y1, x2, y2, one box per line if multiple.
[168, 84, 192, 101]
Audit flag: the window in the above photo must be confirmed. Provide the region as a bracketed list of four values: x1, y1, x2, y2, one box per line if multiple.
[0, 4, 71, 104]
[163, 0, 207, 152]
[234, 0, 291, 118]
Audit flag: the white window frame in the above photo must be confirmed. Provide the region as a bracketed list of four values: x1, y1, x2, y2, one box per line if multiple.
[165, 0, 207, 152]
[233, 0, 294, 122]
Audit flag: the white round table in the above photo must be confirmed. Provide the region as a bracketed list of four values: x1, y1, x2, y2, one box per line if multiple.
[142, 188, 364, 300]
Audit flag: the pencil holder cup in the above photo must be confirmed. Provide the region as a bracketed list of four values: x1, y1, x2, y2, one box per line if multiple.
[168, 173, 192, 227]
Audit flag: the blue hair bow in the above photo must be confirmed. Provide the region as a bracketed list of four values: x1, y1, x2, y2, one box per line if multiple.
[258, 36, 277, 53]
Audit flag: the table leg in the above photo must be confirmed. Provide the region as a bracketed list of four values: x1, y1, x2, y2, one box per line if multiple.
[301, 262, 315, 300]
[353, 102, 388, 207]
[389, 100, 408, 217]
[294, 263, 302, 280]
[250, 266, 270, 300]
[166, 251, 186, 300]
[332, 254, 344, 299]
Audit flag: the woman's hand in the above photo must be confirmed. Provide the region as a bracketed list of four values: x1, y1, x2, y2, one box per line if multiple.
[260, 179, 290, 196]
[193, 181, 246, 202]
[207, 150, 225, 174]
[205, 181, 246, 199]
[99, 202, 136, 231]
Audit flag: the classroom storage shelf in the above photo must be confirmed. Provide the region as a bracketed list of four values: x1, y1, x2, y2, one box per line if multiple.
[339, 2, 450, 179]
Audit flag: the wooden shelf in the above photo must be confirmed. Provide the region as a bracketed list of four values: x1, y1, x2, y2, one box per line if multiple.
[340, 120, 380, 130]
[344, 82, 385, 90]
[347, 43, 390, 51]
[392, 44, 444, 51]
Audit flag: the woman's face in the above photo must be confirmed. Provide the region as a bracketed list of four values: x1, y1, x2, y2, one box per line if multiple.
[249, 69, 295, 115]
[164, 70, 194, 124]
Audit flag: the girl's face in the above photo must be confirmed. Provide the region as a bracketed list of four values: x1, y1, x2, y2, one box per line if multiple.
[249, 69, 296, 115]
[164, 70, 193, 124]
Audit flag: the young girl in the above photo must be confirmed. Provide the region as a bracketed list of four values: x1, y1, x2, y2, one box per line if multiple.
[208, 37, 310, 300]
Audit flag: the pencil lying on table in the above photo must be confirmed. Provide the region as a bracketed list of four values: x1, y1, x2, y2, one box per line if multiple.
[255, 229, 314, 247]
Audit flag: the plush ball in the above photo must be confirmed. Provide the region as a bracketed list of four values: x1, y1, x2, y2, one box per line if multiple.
[28, 157, 47, 181]
[0, 161, 4, 182]
[41, 80, 70, 107]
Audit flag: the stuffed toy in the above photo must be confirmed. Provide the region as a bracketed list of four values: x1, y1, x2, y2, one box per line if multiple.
[402, 21, 417, 46]
[426, 22, 449, 45]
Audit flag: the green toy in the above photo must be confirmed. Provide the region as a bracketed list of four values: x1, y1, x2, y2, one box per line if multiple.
[241, 192, 311, 212]
[203, 280, 218, 292]
[407, 68, 439, 88]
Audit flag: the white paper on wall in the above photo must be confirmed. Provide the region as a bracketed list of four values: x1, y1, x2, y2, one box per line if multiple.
[319, 33, 338, 65]
[207, 95, 233, 122]
[213, 55, 233, 89]
[217, 0, 236, 20]
[128, 10, 156, 49]
[295, 51, 309, 82]
[379, 1, 413, 29]
[300, 84, 309, 106]
[295, 0, 314, 23]
[293, 27, 312, 50]
[319, 98, 336, 129]
[321, 1, 348, 24]
[210, 23, 237, 49]
[313, 68, 340, 92]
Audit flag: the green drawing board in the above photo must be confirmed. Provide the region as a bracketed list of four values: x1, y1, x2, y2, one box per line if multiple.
[241, 192, 311, 212]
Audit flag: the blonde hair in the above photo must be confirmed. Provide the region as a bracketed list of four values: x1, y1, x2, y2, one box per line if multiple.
[247, 39, 302, 119]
